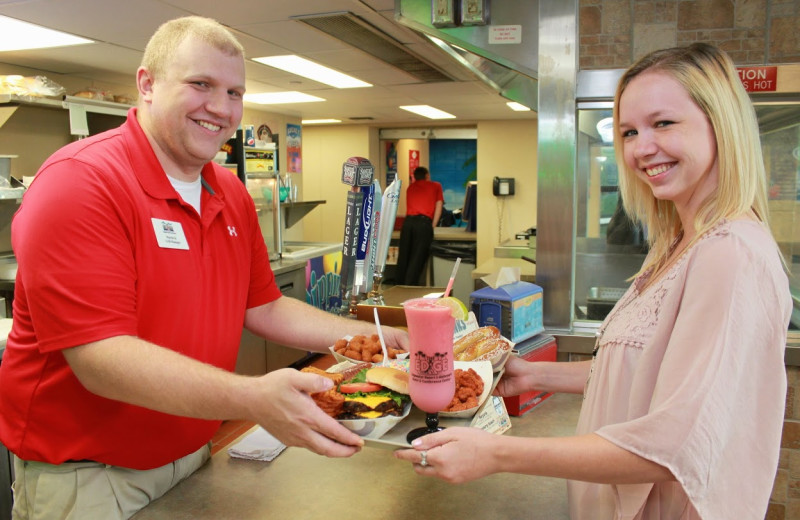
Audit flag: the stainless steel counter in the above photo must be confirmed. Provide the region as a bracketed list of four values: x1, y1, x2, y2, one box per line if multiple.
[391, 226, 477, 241]
[132, 392, 583, 520]
[269, 258, 307, 277]
[552, 329, 800, 368]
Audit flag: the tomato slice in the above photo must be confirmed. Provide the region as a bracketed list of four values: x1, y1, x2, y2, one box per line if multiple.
[339, 382, 383, 394]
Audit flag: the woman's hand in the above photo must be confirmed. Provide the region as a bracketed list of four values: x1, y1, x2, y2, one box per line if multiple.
[393, 427, 501, 483]
[493, 355, 537, 397]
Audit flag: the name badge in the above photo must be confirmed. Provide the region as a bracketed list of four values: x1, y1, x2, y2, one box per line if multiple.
[151, 218, 189, 250]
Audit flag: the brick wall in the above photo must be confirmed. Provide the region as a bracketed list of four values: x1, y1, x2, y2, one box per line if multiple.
[775, 367, 800, 519]
[577, 2, 800, 518]
[579, 0, 800, 69]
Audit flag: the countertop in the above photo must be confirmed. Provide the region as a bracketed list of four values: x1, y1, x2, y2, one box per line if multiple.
[269, 258, 307, 276]
[132, 392, 582, 520]
[392, 226, 477, 241]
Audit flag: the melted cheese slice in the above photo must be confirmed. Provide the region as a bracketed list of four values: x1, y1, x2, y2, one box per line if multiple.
[346, 394, 392, 417]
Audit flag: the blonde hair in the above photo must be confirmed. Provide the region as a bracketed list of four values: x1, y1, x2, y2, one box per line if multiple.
[613, 43, 771, 277]
[141, 16, 244, 81]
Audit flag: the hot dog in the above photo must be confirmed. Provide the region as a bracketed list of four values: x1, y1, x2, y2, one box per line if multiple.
[453, 326, 504, 361]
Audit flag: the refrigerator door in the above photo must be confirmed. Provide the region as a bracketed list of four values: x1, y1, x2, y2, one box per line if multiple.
[246, 175, 281, 261]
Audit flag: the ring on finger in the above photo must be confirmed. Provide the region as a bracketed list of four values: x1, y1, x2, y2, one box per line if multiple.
[420, 450, 428, 467]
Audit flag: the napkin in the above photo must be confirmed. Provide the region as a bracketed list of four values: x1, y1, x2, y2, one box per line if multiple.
[227, 427, 286, 462]
[480, 266, 520, 289]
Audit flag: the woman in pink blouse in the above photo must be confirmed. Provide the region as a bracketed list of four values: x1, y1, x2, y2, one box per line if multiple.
[395, 43, 791, 519]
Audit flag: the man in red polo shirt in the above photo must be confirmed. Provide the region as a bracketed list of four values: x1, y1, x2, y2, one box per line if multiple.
[395, 166, 444, 285]
[0, 16, 407, 519]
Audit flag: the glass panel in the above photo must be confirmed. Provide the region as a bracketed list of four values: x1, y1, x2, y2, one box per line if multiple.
[758, 102, 800, 330]
[574, 101, 800, 331]
[574, 107, 647, 322]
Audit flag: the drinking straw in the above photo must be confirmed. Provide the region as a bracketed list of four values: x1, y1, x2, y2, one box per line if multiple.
[443, 257, 462, 298]
[373, 307, 389, 366]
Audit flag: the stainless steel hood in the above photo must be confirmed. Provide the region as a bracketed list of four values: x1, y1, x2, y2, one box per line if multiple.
[395, 0, 539, 111]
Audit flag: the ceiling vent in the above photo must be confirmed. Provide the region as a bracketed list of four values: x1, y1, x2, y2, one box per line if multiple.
[295, 12, 454, 83]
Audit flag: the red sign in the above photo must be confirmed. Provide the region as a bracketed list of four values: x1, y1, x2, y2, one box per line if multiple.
[408, 149, 419, 181]
[737, 66, 778, 92]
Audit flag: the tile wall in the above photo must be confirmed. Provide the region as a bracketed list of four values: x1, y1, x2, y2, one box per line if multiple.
[579, 0, 800, 69]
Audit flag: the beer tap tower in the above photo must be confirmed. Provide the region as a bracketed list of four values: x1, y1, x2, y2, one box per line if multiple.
[338, 157, 374, 315]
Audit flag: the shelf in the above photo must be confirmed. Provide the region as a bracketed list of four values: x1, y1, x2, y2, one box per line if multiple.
[0, 94, 132, 115]
[282, 200, 326, 228]
[0, 94, 132, 136]
[0, 94, 63, 109]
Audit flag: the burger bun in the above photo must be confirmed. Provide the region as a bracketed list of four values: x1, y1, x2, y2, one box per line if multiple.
[365, 366, 409, 395]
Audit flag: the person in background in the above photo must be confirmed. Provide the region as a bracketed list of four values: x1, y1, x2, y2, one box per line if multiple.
[0, 16, 407, 520]
[394, 166, 443, 285]
[606, 195, 648, 253]
[396, 42, 790, 519]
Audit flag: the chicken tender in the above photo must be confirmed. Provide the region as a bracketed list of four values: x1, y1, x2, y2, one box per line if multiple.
[333, 334, 407, 363]
[443, 368, 484, 412]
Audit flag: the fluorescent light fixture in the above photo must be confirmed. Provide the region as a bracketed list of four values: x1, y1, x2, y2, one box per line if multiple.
[244, 91, 325, 104]
[399, 105, 456, 119]
[0, 15, 93, 51]
[506, 101, 531, 112]
[301, 119, 342, 124]
[252, 55, 371, 89]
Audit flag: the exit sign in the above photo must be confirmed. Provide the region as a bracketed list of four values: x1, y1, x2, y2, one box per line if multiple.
[737, 66, 778, 92]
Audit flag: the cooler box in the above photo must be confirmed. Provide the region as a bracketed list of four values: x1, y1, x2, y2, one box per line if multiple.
[469, 281, 543, 343]
[504, 333, 557, 416]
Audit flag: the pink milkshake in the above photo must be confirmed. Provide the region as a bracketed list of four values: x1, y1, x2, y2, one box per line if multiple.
[403, 298, 455, 414]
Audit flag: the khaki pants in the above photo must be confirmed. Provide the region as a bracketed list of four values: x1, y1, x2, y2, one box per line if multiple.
[11, 443, 210, 520]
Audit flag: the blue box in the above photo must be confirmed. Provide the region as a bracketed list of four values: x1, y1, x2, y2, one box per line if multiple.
[469, 282, 543, 343]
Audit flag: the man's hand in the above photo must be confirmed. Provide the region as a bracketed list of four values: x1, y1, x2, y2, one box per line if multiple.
[248, 368, 364, 457]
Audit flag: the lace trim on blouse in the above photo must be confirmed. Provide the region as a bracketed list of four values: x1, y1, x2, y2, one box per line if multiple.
[594, 221, 731, 353]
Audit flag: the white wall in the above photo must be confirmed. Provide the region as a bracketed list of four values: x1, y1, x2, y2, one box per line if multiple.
[475, 119, 538, 265]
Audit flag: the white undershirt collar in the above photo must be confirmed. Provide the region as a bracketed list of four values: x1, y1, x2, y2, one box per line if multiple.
[167, 175, 202, 214]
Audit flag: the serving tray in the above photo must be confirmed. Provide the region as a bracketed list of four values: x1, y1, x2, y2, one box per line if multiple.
[363, 366, 507, 450]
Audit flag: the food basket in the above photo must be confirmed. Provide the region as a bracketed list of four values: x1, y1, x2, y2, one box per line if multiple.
[439, 361, 493, 419]
[329, 335, 409, 365]
[478, 338, 513, 372]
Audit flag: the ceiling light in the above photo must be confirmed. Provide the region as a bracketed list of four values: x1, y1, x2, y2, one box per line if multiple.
[506, 101, 531, 112]
[596, 117, 614, 143]
[399, 105, 456, 120]
[0, 15, 93, 51]
[301, 119, 341, 124]
[253, 55, 371, 89]
[244, 91, 325, 104]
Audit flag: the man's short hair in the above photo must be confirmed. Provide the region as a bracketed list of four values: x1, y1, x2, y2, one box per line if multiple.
[413, 166, 429, 181]
[141, 16, 244, 81]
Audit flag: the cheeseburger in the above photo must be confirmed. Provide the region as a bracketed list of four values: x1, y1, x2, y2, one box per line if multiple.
[338, 366, 410, 420]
